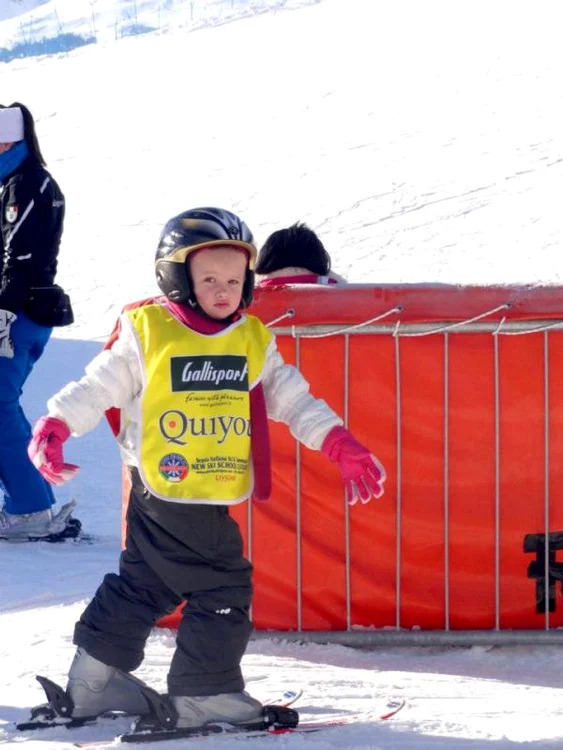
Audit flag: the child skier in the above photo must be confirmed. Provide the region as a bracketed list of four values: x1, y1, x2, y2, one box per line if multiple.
[25, 207, 386, 734]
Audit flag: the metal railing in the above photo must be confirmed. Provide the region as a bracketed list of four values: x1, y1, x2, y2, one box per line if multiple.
[246, 309, 563, 645]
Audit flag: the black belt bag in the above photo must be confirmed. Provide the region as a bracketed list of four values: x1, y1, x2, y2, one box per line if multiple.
[24, 285, 74, 327]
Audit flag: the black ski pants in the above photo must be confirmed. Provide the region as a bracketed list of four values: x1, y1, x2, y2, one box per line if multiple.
[73, 468, 254, 696]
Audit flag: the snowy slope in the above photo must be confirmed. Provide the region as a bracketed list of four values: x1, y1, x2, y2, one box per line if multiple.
[0, 0, 315, 45]
[0, 0, 49, 23]
[1, 0, 562, 347]
[2, 0, 563, 747]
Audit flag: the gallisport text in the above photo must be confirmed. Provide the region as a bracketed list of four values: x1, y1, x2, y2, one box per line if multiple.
[181, 360, 248, 386]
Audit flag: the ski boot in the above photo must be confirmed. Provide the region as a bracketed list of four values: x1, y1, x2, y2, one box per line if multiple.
[16, 648, 154, 730]
[170, 690, 264, 728]
[0, 500, 81, 542]
[126, 690, 299, 743]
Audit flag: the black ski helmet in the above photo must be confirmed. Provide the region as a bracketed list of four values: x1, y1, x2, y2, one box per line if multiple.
[155, 207, 257, 308]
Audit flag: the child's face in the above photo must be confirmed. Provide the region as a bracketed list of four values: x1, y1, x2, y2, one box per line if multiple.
[190, 246, 247, 319]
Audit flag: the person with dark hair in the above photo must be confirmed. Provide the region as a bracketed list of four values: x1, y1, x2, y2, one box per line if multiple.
[255, 221, 345, 286]
[0, 102, 77, 541]
[22, 208, 385, 737]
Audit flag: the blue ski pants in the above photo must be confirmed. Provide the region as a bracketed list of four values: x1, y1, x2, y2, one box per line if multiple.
[0, 312, 55, 515]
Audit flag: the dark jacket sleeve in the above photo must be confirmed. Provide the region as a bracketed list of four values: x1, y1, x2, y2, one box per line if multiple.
[0, 165, 65, 314]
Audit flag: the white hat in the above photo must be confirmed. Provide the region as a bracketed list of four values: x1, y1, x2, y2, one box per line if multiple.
[0, 107, 24, 143]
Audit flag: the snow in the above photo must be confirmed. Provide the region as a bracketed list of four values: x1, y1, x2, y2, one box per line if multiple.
[0, 0, 49, 24]
[2, 0, 563, 746]
[0, 0, 312, 46]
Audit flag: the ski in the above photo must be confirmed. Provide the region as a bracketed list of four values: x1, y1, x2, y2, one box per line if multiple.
[73, 706, 298, 747]
[73, 696, 405, 746]
[271, 696, 406, 734]
[15, 681, 302, 735]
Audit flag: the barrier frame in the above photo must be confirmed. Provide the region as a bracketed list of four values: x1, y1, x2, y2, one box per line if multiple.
[133, 284, 563, 645]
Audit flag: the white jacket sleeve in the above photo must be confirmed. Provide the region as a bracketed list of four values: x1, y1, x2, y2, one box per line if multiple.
[261, 340, 342, 450]
[46, 318, 142, 437]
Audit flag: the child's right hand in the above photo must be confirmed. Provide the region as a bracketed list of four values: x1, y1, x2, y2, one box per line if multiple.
[28, 416, 80, 486]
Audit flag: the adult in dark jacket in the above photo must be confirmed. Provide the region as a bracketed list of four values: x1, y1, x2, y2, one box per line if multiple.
[0, 102, 77, 541]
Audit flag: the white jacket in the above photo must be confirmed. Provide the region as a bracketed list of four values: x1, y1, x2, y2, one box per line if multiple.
[47, 312, 343, 468]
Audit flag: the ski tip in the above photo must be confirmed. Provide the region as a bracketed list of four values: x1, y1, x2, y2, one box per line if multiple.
[267, 687, 303, 707]
[380, 697, 406, 719]
[282, 687, 303, 703]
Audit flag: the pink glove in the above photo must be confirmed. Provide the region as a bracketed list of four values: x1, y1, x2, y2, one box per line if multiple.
[28, 416, 80, 486]
[321, 426, 386, 505]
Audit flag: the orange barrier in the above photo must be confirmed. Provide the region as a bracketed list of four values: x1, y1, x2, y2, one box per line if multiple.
[121, 284, 563, 632]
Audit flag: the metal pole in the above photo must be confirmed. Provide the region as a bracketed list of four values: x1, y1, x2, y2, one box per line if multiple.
[344, 334, 352, 630]
[544, 331, 550, 630]
[250, 629, 563, 647]
[270, 319, 563, 337]
[443, 333, 450, 630]
[493, 333, 501, 629]
[295, 336, 303, 631]
[394, 333, 402, 628]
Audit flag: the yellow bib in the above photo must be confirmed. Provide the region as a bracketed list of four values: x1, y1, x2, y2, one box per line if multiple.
[126, 303, 272, 504]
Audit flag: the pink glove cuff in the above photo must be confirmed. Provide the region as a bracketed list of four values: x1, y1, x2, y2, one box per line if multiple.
[321, 425, 361, 461]
[33, 416, 71, 443]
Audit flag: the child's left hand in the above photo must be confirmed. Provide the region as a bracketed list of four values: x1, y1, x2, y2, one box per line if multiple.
[321, 426, 386, 505]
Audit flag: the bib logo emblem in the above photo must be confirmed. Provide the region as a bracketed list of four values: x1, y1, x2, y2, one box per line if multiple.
[159, 453, 189, 482]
